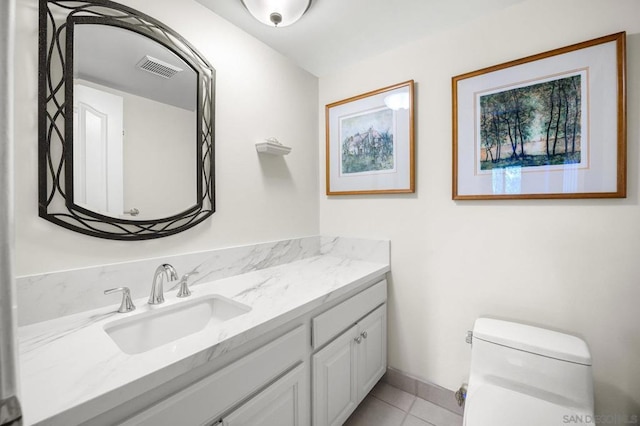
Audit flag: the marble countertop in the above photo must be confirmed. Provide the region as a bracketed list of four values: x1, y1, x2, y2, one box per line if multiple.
[18, 254, 389, 426]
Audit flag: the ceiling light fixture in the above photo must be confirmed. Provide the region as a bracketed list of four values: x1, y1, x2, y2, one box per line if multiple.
[241, 0, 312, 28]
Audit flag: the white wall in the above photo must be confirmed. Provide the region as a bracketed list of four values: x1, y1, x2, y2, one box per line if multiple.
[319, 0, 640, 419]
[14, 0, 319, 275]
[119, 86, 197, 219]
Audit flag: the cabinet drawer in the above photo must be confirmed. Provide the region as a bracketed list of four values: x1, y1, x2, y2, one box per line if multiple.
[121, 325, 306, 426]
[312, 279, 386, 349]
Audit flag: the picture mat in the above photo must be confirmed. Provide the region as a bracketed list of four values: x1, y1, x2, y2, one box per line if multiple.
[327, 85, 411, 193]
[456, 40, 618, 196]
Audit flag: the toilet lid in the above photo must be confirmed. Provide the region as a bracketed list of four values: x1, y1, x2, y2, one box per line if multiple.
[464, 384, 595, 426]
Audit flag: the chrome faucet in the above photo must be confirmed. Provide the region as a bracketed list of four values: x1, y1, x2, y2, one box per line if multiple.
[149, 264, 178, 305]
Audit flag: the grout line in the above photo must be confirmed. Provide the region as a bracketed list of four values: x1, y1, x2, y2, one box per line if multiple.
[406, 395, 418, 415]
[405, 396, 464, 426]
[417, 396, 464, 416]
[369, 394, 409, 413]
[367, 393, 409, 426]
[364, 386, 463, 426]
[370, 383, 416, 412]
[368, 394, 414, 426]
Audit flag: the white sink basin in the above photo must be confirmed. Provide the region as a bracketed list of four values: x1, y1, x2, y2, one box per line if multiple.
[104, 295, 251, 354]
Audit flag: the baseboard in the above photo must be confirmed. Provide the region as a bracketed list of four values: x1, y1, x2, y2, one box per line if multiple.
[381, 367, 464, 416]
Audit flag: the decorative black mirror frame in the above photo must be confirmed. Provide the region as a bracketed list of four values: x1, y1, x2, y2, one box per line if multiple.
[38, 0, 215, 240]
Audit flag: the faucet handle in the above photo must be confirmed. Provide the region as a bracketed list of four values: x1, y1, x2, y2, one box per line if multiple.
[175, 271, 198, 298]
[104, 287, 136, 313]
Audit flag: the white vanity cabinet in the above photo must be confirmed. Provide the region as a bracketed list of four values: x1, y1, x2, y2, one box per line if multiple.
[92, 279, 386, 426]
[20, 238, 392, 426]
[120, 326, 308, 426]
[219, 363, 307, 426]
[311, 280, 387, 426]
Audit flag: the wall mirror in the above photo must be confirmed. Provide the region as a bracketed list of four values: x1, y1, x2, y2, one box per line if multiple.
[39, 0, 215, 240]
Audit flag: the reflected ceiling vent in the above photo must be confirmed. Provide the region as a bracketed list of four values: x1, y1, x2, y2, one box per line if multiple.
[136, 55, 183, 79]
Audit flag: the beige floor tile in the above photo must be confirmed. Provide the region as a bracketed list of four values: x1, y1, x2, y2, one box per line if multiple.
[370, 381, 417, 412]
[409, 397, 463, 426]
[402, 414, 433, 426]
[343, 394, 407, 426]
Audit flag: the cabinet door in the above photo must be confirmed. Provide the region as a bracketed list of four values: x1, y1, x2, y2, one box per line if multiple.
[312, 324, 358, 426]
[356, 305, 387, 400]
[222, 363, 308, 426]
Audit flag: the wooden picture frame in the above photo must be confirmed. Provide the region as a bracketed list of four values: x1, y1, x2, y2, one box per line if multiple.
[326, 80, 415, 195]
[452, 32, 626, 200]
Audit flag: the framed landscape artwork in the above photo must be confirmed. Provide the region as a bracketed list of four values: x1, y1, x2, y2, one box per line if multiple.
[452, 32, 626, 200]
[326, 80, 415, 195]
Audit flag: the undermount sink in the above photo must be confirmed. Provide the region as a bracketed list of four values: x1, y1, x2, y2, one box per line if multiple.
[104, 295, 251, 354]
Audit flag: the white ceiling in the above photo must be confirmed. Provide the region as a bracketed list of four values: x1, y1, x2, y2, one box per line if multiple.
[196, 0, 526, 77]
[75, 24, 196, 110]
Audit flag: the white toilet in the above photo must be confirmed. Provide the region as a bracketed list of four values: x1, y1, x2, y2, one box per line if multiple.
[463, 318, 595, 425]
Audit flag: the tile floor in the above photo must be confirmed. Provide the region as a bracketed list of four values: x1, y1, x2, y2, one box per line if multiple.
[343, 382, 463, 426]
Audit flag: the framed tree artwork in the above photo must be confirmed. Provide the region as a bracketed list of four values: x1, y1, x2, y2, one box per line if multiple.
[326, 80, 415, 195]
[452, 32, 626, 200]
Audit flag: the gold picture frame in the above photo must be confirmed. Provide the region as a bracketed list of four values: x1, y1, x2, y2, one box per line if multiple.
[452, 32, 626, 200]
[326, 80, 415, 195]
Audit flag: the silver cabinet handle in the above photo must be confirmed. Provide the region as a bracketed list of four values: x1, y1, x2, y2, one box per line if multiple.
[104, 287, 136, 313]
[354, 336, 362, 344]
[361, 331, 368, 339]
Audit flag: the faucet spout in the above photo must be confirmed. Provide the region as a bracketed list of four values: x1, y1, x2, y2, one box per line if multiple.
[149, 264, 178, 305]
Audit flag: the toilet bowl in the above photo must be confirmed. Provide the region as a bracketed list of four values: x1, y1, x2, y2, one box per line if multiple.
[463, 318, 595, 425]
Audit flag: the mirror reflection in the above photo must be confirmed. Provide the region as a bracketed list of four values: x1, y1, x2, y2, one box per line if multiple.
[39, 0, 215, 240]
[73, 24, 197, 220]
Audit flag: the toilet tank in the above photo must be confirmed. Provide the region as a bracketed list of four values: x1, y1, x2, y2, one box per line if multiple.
[469, 318, 594, 411]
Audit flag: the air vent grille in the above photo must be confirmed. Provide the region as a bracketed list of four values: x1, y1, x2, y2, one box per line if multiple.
[136, 55, 183, 79]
